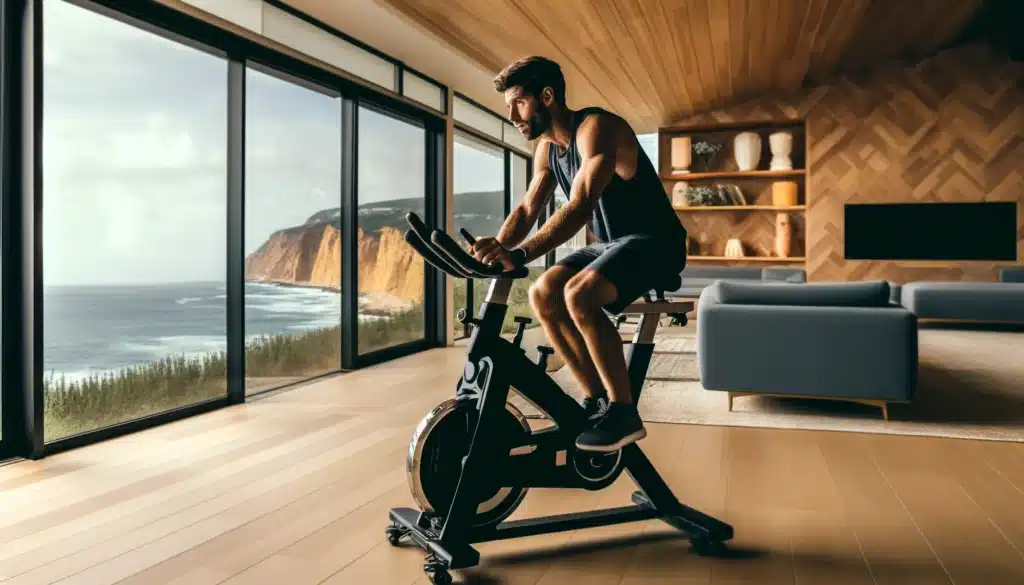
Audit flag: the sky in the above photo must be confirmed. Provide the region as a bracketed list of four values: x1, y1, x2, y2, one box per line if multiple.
[41, 0, 656, 287]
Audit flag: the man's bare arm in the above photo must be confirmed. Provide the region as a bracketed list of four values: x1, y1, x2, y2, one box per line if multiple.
[516, 115, 619, 263]
[495, 142, 555, 249]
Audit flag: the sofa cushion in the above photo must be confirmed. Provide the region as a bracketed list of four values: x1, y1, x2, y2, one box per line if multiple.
[666, 286, 708, 298]
[887, 282, 903, 304]
[901, 282, 1024, 322]
[762, 267, 807, 283]
[1001, 267, 1024, 283]
[681, 266, 763, 280]
[714, 280, 892, 307]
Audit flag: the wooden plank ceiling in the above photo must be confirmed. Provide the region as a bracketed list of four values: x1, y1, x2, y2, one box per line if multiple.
[371, 0, 986, 133]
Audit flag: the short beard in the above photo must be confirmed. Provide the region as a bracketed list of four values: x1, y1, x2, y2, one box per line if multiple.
[524, 106, 551, 140]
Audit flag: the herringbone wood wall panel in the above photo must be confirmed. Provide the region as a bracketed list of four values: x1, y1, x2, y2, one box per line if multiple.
[685, 211, 807, 260]
[669, 44, 1023, 283]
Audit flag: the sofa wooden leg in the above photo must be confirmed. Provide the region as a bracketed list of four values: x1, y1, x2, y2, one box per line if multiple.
[728, 392, 734, 412]
[881, 402, 889, 421]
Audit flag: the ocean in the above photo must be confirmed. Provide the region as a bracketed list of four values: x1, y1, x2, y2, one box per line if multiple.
[42, 281, 358, 382]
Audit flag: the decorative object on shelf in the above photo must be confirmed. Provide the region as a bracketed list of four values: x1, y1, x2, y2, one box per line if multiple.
[671, 181, 689, 206]
[670, 136, 691, 175]
[769, 131, 793, 170]
[685, 185, 718, 206]
[715, 183, 747, 205]
[692, 139, 722, 172]
[775, 212, 792, 258]
[771, 181, 799, 206]
[724, 238, 745, 258]
[733, 132, 761, 171]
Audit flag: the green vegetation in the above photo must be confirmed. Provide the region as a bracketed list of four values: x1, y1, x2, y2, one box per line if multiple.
[42, 273, 544, 442]
[454, 267, 544, 334]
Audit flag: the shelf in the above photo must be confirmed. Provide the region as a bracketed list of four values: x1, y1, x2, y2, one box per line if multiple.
[675, 205, 805, 211]
[662, 170, 805, 181]
[688, 256, 806, 262]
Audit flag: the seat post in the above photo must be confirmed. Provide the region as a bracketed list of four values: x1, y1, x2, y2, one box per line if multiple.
[632, 313, 660, 345]
[484, 278, 513, 305]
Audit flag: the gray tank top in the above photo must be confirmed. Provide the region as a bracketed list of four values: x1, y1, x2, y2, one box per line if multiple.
[547, 106, 686, 245]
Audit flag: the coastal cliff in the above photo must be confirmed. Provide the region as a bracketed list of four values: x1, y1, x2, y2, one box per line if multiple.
[244, 192, 504, 311]
[244, 221, 424, 306]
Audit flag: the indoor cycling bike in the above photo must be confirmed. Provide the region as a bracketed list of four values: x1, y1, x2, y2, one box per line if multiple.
[386, 212, 734, 584]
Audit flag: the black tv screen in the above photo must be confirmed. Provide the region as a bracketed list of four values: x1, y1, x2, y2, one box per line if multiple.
[844, 202, 1018, 261]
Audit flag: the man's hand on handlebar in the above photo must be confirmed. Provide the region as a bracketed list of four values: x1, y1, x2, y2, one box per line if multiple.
[471, 237, 517, 271]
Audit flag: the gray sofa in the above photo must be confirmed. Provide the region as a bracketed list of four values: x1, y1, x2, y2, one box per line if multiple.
[667, 265, 806, 299]
[697, 280, 917, 420]
[898, 266, 1024, 324]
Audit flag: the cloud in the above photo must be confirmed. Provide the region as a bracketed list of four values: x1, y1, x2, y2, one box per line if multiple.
[41, 1, 452, 286]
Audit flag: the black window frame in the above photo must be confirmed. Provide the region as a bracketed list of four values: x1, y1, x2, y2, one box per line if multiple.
[0, 0, 449, 460]
[451, 92, 535, 340]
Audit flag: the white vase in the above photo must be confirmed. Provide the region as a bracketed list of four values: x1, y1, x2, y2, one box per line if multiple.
[733, 132, 761, 171]
[724, 238, 745, 258]
[671, 181, 689, 206]
[769, 132, 793, 170]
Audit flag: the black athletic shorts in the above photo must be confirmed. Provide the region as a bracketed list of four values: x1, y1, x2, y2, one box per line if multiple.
[554, 234, 687, 315]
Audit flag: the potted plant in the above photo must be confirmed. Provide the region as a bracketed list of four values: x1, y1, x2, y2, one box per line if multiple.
[692, 140, 723, 172]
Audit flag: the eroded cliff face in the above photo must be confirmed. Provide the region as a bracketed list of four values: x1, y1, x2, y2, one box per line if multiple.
[244, 221, 423, 306]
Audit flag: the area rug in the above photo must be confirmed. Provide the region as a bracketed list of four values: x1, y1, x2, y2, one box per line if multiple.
[508, 328, 1024, 443]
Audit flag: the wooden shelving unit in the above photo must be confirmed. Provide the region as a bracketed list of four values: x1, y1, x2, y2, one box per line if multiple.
[675, 205, 806, 212]
[688, 255, 806, 263]
[662, 169, 805, 181]
[658, 118, 808, 264]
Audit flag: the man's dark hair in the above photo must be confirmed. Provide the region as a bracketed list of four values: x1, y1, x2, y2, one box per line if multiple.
[493, 56, 566, 105]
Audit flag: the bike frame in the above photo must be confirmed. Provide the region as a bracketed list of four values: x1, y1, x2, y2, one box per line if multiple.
[387, 213, 733, 573]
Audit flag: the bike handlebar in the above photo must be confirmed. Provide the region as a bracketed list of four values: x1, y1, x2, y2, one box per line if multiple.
[403, 212, 528, 280]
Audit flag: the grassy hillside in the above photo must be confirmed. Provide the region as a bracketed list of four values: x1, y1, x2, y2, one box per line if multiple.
[262, 191, 507, 243]
[42, 263, 544, 442]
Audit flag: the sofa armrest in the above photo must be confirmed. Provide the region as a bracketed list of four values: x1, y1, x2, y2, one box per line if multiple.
[697, 303, 918, 402]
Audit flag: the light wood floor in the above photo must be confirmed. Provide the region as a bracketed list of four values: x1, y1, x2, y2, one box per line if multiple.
[2, 342, 1024, 585]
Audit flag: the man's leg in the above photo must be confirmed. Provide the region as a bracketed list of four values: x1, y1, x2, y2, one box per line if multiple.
[529, 263, 607, 416]
[564, 237, 666, 452]
[563, 269, 631, 404]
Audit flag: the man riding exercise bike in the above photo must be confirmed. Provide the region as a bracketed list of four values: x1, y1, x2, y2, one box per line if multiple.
[470, 56, 688, 453]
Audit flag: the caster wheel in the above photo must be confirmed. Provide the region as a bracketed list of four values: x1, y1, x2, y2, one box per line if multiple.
[385, 526, 405, 546]
[691, 537, 727, 557]
[424, 561, 452, 584]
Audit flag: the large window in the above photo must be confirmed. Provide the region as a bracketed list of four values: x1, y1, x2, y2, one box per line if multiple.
[355, 105, 427, 354]
[42, 1, 229, 442]
[552, 185, 587, 262]
[244, 65, 342, 395]
[452, 130, 505, 321]
[507, 152, 544, 328]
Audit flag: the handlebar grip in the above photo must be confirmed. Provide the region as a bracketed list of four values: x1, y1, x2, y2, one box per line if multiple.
[459, 228, 476, 246]
[403, 230, 472, 279]
[430, 230, 504, 277]
[404, 211, 527, 279]
[404, 212, 475, 278]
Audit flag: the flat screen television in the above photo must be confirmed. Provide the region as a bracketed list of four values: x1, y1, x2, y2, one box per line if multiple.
[844, 202, 1018, 261]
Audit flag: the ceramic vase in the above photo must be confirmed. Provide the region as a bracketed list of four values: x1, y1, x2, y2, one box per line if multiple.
[769, 132, 793, 170]
[733, 132, 761, 171]
[771, 181, 798, 206]
[670, 136, 691, 175]
[775, 213, 792, 258]
[724, 238, 744, 258]
[671, 181, 689, 206]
